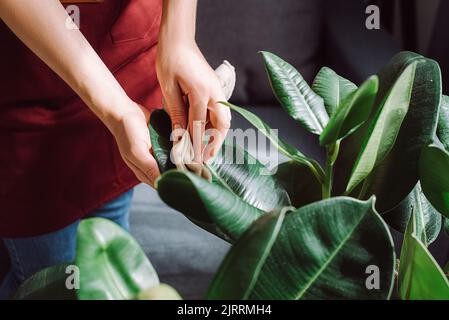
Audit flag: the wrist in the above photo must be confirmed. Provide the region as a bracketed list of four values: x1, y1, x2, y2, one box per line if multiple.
[159, 0, 197, 48]
[83, 85, 136, 132]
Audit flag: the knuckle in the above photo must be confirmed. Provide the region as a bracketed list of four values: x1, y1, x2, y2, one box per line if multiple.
[146, 165, 159, 181]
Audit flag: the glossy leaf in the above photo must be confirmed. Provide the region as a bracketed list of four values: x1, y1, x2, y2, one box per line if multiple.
[137, 284, 182, 300]
[158, 170, 266, 241]
[13, 263, 76, 300]
[76, 218, 159, 300]
[382, 183, 441, 246]
[250, 197, 395, 299]
[420, 145, 449, 218]
[207, 209, 286, 300]
[398, 210, 449, 300]
[333, 52, 439, 208]
[274, 161, 321, 208]
[437, 95, 449, 150]
[364, 57, 441, 212]
[320, 75, 379, 146]
[261, 51, 329, 134]
[346, 62, 417, 193]
[312, 67, 358, 116]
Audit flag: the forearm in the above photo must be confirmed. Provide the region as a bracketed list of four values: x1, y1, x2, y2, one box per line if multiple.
[0, 0, 131, 128]
[160, 0, 197, 45]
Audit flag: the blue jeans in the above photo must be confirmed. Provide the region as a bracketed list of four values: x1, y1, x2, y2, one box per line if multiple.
[0, 188, 134, 299]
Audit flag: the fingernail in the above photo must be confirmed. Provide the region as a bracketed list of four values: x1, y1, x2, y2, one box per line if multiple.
[154, 176, 162, 189]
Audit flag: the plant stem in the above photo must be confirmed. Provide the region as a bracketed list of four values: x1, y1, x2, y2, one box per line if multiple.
[322, 158, 333, 199]
[322, 143, 339, 199]
[308, 159, 325, 184]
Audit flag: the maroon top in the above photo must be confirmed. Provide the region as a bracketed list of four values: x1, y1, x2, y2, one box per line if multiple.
[0, 0, 163, 237]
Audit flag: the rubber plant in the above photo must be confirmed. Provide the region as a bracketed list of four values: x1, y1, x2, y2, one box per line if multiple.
[150, 51, 449, 299]
[13, 218, 181, 300]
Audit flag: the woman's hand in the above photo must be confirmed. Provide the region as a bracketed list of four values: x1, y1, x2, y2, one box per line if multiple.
[107, 101, 161, 187]
[157, 0, 231, 163]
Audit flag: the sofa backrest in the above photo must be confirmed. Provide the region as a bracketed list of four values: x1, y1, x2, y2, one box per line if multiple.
[196, 0, 324, 105]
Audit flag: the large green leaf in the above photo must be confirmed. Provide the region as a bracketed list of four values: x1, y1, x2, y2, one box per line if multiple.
[274, 161, 321, 208]
[398, 210, 449, 300]
[437, 95, 449, 150]
[250, 197, 395, 299]
[157, 170, 266, 241]
[13, 263, 76, 300]
[320, 75, 379, 146]
[333, 52, 439, 208]
[346, 62, 417, 193]
[261, 51, 328, 135]
[382, 183, 441, 246]
[312, 67, 358, 116]
[364, 57, 441, 212]
[76, 218, 159, 300]
[420, 145, 449, 218]
[207, 209, 286, 300]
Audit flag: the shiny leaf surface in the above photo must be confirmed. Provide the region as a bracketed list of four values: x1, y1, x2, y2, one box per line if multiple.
[274, 161, 321, 208]
[207, 209, 286, 300]
[346, 62, 417, 193]
[251, 197, 395, 299]
[157, 170, 266, 241]
[320, 75, 378, 146]
[76, 218, 159, 300]
[437, 95, 449, 150]
[398, 211, 449, 300]
[365, 57, 441, 212]
[261, 51, 329, 135]
[312, 67, 358, 116]
[382, 183, 441, 246]
[13, 263, 76, 300]
[420, 145, 449, 218]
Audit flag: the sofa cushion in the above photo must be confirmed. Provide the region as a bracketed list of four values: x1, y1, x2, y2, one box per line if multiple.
[196, 0, 324, 105]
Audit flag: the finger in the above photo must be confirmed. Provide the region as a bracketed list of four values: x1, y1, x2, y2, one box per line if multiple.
[125, 141, 161, 187]
[123, 157, 153, 186]
[188, 92, 208, 163]
[163, 83, 188, 133]
[207, 98, 231, 161]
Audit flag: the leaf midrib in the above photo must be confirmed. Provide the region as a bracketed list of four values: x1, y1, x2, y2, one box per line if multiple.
[276, 60, 323, 131]
[95, 231, 128, 300]
[294, 209, 368, 299]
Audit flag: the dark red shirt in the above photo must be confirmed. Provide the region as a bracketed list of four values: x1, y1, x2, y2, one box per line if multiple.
[0, 0, 163, 237]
